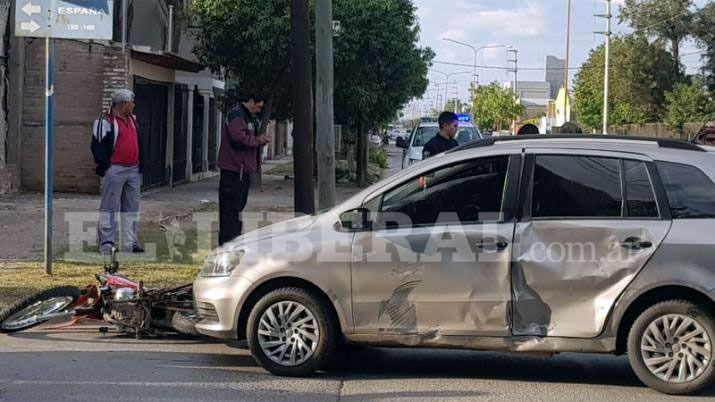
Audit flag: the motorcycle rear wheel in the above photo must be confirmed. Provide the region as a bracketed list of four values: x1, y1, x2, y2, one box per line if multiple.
[0, 286, 81, 333]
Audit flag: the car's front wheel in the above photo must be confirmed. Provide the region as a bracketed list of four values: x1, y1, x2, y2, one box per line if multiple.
[627, 300, 715, 394]
[247, 287, 337, 376]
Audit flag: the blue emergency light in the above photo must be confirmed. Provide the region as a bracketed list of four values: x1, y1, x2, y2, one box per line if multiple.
[456, 114, 471, 123]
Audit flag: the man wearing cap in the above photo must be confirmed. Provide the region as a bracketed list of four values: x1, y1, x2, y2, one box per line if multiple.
[91, 89, 144, 254]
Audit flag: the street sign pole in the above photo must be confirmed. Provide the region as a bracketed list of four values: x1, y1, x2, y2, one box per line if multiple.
[44, 7, 54, 275]
[15, 0, 114, 275]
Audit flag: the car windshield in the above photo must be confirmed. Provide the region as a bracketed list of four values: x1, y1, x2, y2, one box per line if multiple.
[413, 126, 480, 146]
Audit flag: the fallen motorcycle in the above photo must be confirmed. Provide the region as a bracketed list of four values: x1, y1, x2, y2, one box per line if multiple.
[0, 248, 198, 337]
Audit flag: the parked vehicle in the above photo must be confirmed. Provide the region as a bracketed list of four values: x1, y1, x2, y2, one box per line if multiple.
[193, 135, 715, 395]
[398, 120, 482, 169]
[0, 248, 197, 337]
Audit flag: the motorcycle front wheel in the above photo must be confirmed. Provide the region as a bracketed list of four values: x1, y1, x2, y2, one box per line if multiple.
[0, 286, 81, 333]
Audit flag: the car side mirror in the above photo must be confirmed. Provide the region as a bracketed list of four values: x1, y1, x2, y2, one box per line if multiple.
[339, 208, 372, 232]
[396, 137, 408, 149]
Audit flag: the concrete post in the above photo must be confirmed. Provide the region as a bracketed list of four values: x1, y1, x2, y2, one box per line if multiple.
[315, 0, 336, 209]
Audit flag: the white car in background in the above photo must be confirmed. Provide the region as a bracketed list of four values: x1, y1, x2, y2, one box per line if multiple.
[398, 119, 482, 169]
[389, 128, 408, 142]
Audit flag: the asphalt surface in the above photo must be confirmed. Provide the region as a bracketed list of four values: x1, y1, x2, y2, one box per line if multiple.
[2, 323, 715, 401]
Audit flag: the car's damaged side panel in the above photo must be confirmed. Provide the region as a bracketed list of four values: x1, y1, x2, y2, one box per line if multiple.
[511, 220, 670, 338]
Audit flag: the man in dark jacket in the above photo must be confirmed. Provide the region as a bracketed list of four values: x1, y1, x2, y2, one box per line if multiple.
[91, 89, 144, 254]
[422, 111, 459, 159]
[217, 94, 270, 245]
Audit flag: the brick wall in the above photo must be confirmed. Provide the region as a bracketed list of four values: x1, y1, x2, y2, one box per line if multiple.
[21, 40, 127, 194]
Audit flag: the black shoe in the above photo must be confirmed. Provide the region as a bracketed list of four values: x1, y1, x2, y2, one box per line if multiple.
[132, 245, 145, 253]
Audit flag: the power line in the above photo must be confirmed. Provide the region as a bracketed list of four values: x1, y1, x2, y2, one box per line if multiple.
[681, 49, 708, 57]
[433, 60, 582, 71]
[434, 54, 711, 72]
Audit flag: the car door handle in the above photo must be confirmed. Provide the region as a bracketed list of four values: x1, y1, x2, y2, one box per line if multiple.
[620, 237, 653, 251]
[476, 240, 509, 251]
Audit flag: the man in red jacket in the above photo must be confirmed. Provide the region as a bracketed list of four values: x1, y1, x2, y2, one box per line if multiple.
[92, 89, 144, 253]
[217, 94, 270, 245]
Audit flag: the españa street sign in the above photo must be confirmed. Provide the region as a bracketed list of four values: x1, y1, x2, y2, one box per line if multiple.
[15, 0, 114, 40]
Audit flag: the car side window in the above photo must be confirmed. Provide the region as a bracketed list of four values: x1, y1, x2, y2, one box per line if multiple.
[532, 155, 622, 218]
[656, 161, 715, 219]
[380, 156, 509, 227]
[624, 160, 659, 218]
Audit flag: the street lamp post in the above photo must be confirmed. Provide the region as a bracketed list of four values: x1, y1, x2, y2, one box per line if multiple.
[442, 39, 512, 90]
[431, 69, 471, 111]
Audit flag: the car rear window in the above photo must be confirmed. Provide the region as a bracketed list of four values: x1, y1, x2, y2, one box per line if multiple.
[531, 155, 623, 218]
[656, 161, 715, 219]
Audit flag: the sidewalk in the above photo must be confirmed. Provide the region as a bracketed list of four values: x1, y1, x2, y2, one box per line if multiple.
[0, 155, 366, 262]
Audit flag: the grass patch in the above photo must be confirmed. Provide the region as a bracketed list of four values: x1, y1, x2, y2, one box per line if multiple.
[0, 261, 200, 309]
[57, 221, 216, 265]
[266, 163, 294, 176]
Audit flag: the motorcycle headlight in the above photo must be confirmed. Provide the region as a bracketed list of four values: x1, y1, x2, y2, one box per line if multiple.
[200, 250, 245, 277]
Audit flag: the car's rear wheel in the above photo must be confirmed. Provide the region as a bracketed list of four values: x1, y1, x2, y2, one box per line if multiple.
[627, 300, 715, 394]
[247, 287, 337, 376]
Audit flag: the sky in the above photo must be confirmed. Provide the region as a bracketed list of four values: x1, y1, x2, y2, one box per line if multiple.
[407, 0, 709, 116]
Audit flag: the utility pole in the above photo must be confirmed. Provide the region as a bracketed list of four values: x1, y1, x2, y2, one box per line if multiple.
[564, 0, 572, 123]
[595, 0, 612, 135]
[315, 0, 336, 209]
[507, 49, 519, 134]
[507, 49, 518, 96]
[291, 0, 315, 214]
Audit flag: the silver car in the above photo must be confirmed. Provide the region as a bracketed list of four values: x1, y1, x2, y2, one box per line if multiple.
[194, 135, 715, 395]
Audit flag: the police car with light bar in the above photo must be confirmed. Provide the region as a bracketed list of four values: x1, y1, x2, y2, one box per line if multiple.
[398, 114, 482, 169]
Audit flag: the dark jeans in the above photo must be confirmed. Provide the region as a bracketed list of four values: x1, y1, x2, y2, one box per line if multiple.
[219, 169, 251, 246]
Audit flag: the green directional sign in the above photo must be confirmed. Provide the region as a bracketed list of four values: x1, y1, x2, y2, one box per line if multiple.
[15, 0, 114, 40]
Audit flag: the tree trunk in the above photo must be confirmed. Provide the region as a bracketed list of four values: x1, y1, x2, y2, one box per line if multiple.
[356, 116, 367, 187]
[0, 1, 10, 168]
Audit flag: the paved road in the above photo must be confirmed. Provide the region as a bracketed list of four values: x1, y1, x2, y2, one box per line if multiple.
[2, 324, 715, 401]
[384, 143, 404, 179]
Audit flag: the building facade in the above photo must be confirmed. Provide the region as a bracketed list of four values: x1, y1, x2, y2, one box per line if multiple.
[1, 0, 225, 194]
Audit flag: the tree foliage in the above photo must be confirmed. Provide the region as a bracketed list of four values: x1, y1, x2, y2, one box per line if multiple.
[190, 0, 432, 132]
[470, 82, 524, 130]
[694, 2, 715, 91]
[190, 0, 292, 124]
[332, 0, 433, 129]
[573, 35, 679, 129]
[619, 0, 695, 72]
[664, 78, 715, 135]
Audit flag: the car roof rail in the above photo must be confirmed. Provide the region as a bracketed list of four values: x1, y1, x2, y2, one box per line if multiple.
[447, 135, 706, 153]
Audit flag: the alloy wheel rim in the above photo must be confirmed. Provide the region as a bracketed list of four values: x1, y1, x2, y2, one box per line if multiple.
[1, 296, 75, 330]
[641, 313, 712, 383]
[257, 300, 319, 367]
